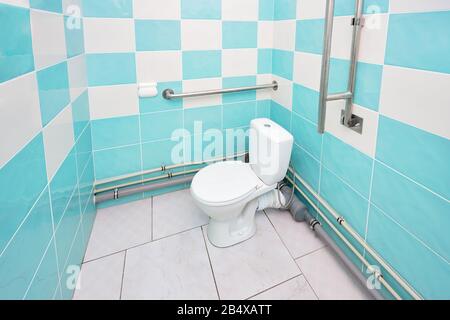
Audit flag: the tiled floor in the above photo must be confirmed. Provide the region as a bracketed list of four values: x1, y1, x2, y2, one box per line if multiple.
[73, 189, 373, 300]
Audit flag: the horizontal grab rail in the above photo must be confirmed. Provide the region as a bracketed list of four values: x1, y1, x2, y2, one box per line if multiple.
[162, 81, 278, 100]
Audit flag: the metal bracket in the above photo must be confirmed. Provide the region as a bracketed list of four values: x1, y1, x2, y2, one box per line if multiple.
[341, 110, 364, 134]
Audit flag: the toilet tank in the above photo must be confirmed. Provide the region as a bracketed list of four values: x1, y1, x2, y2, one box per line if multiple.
[249, 118, 294, 186]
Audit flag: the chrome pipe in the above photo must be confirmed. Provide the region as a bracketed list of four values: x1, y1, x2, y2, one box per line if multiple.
[342, 0, 364, 128]
[327, 91, 353, 101]
[163, 81, 278, 100]
[317, 0, 336, 134]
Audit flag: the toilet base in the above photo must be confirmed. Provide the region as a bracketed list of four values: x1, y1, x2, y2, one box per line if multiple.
[206, 199, 259, 248]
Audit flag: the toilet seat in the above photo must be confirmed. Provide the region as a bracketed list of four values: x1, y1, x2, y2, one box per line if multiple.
[191, 161, 264, 207]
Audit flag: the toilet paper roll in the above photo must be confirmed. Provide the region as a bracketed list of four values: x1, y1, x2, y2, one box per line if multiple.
[138, 86, 158, 98]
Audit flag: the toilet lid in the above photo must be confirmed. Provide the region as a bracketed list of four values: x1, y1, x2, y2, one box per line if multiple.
[191, 161, 262, 204]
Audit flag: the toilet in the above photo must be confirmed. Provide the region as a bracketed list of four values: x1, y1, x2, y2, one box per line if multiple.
[191, 118, 294, 247]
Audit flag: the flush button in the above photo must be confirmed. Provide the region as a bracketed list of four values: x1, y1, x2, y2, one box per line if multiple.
[264, 124, 271, 128]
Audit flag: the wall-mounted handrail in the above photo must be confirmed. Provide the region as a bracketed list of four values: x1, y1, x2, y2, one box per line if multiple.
[163, 81, 278, 100]
[317, 0, 365, 134]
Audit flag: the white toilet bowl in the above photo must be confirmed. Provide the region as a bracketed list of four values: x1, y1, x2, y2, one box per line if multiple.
[190, 118, 294, 248]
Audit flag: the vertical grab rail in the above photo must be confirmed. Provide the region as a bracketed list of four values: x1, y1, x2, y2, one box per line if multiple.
[317, 0, 365, 134]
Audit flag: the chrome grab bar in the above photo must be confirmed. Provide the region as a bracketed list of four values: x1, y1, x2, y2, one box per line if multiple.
[162, 81, 278, 100]
[318, 0, 364, 134]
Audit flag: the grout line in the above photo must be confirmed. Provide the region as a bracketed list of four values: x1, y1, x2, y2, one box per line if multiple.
[83, 223, 209, 264]
[150, 196, 154, 241]
[200, 226, 221, 300]
[294, 263, 321, 300]
[119, 250, 127, 300]
[244, 274, 301, 300]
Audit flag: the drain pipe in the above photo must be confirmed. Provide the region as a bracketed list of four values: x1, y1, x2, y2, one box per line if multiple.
[95, 174, 194, 204]
[279, 184, 385, 300]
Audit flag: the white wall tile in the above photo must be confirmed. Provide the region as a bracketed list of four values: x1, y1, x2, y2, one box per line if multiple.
[273, 20, 296, 51]
[272, 75, 293, 110]
[222, 0, 258, 21]
[296, 0, 326, 20]
[293, 52, 322, 91]
[358, 14, 388, 65]
[136, 51, 182, 83]
[182, 78, 222, 108]
[0, 73, 42, 168]
[67, 55, 87, 101]
[389, 0, 450, 13]
[258, 21, 274, 49]
[256, 74, 274, 100]
[330, 16, 353, 61]
[89, 84, 139, 120]
[0, 0, 29, 7]
[379, 65, 450, 140]
[84, 18, 135, 53]
[325, 101, 379, 157]
[30, 10, 67, 69]
[181, 20, 221, 50]
[133, 0, 181, 19]
[43, 105, 75, 181]
[222, 49, 258, 77]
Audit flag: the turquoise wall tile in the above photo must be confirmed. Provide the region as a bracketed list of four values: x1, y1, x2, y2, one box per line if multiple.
[258, 49, 273, 74]
[292, 84, 319, 124]
[272, 49, 294, 80]
[181, 0, 221, 19]
[274, 0, 296, 20]
[257, 100, 271, 118]
[59, 226, 84, 299]
[376, 116, 450, 199]
[75, 125, 92, 179]
[223, 76, 257, 104]
[140, 81, 183, 113]
[354, 62, 383, 111]
[140, 110, 183, 142]
[223, 22, 258, 49]
[224, 128, 249, 156]
[295, 19, 324, 54]
[91, 115, 140, 150]
[30, 0, 63, 13]
[182, 50, 222, 80]
[367, 205, 450, 300]
[37, 62, 70, 127]
[320, 168, 368, 237]
[81, 191, 96, 240]
[72, 91, 90, 140]
[334, 0, 389, 16]
[291, 113, 322, 159]
[142, 139, 183, 170]
[0, 4, 34, 83]
[270, 101, 291, 131]
[322, 133, 373, 198]
[54, 189, 81, 271]
[135, 20, 181, 51]
[78, 157, 94, 212]
[86, 53, 136, 86]
[223, 101, 256, 129]
[329, 58, 350, 94]
[64, 16, 85, 58]
[0, 134, 47, 254]
[0, 188, 53, 299]
[184, 105, 222, 134]
[82, 0, 133, 18]
[291, 144, 320, 192]
[24, 240, 59, 300]
[259, 0, 274, 20]
[385, 11, 450, 74]
[50, 149, 78, 226]
[94, 145, 142, 180]
[371, 162, 450, 262]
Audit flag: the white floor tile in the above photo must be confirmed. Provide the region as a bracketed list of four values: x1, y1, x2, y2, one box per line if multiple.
[249, 275, 318, 300]
[265, 209, 326, 259]
[121, 228, 218, 300]
[204, 212, 301, 300]
[153, 189, 209, 240]
[84, 199, 151, 261]
[296, 247, 373, 300]
[73, 252, 125, 300]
